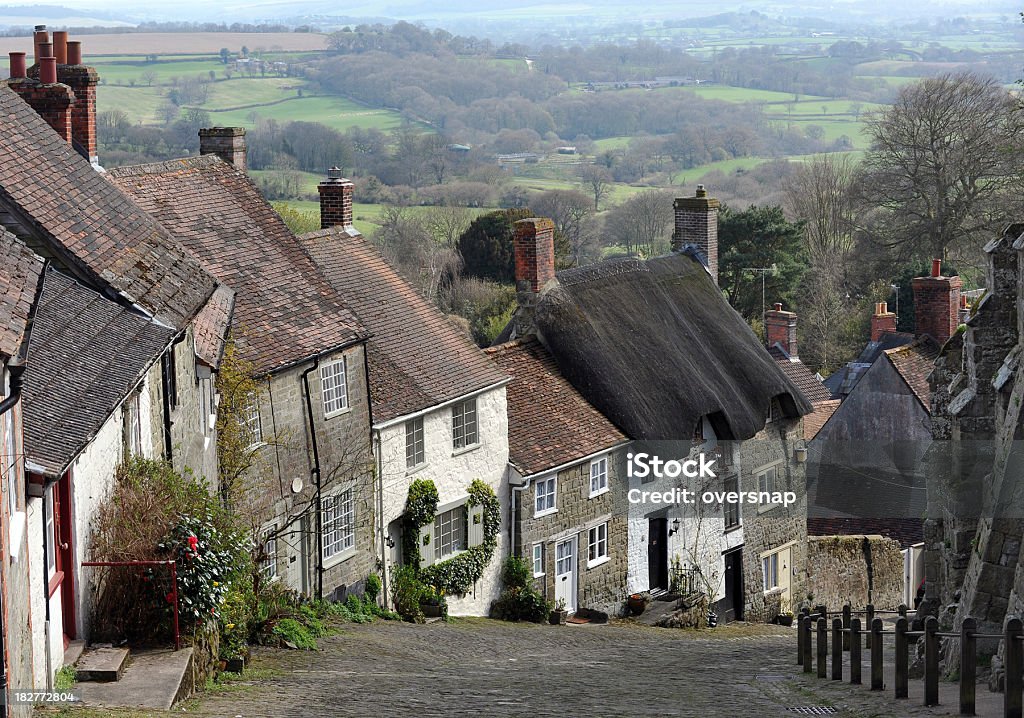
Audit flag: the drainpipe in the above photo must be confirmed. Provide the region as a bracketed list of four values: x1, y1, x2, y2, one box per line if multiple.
[509, 474, 531, 560]
[0, 363, 26, 416]
[374, 429, 387, 608]
[160, 333, 187, 464]
[300, 358, 324, 601]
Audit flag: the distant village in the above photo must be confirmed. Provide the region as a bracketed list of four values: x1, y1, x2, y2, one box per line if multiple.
[0, 23, 1023, 716]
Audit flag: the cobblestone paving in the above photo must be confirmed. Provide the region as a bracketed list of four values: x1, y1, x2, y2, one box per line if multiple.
[185, 619, 822, 718]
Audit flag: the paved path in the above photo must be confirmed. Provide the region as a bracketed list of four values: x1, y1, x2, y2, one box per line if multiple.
[188, 619, 810, 718]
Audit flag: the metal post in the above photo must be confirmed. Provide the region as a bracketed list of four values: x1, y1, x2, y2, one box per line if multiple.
[924, 616, 939, 706]
[960, 617, 976, 716]
[894, 616, 908, 699]
[850, 618, 862, 685]
[871, 617, 884, 691]
[865, 603, 875, 650]
[831, 618, 843, 680]
[817, 617, 827, 678]
[170, 560, 180, 652]
[1006, 617, 1023, 718]
[803, 614, 813, 673]
[842, 604, 851, 651]
[798, 614, 805, 667]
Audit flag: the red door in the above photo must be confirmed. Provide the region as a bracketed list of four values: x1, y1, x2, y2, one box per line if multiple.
[49, 472, 76, 645]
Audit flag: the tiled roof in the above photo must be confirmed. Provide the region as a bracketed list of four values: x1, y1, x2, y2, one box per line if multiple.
[803, 399, 840, 440]
[0, 86, 216, 330]
[193, 284, 235, 369]
[486, 338, 626, 476]
[21, 269, 174, 476]
[108, 157, 366, 374]
[808, 518, 924, 549]
[0, 230, 43, 360]
[300, 227, 508, 422]
[768, 344, 832, 404]
[884, 337, 940, 410]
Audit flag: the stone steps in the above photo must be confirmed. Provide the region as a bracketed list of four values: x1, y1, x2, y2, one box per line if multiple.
[75, 646, 130, 682]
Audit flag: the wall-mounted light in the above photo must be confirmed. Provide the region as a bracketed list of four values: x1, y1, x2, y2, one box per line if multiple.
[795, 447, 807, 463]
[668, 518, 681, 536]
[384, 535, 395, 549]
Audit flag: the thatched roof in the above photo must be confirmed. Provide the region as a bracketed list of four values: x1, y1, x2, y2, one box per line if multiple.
[533, 252, 812, 441]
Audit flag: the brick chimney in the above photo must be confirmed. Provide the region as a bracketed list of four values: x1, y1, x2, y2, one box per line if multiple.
[8, 54, 75, 143]
[317, 167, 354, 229]
[199, 127, 247, 171]
[912, 259, 962, 345]
[56, 38, 100, 166]
[765, 302, 798, 357]
[512, 217, 556, 339]
[870, 301, 897, 342]
[672, 185, 720, 284]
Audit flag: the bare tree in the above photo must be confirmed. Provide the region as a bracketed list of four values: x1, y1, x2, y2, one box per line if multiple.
[603, 190, 674, 257]
[783, 154, 858, 275]
[530, 189, 596, 266]
[579, 165, 613, 211]
[860, 72, 1024, 262]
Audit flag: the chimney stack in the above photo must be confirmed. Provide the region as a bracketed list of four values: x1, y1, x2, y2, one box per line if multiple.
[199, 127, 247, 171]
[9, 52, 74, 143]
[317, 166, 354, 229]
[765, 302, 798, 358]
[55, 38, 100, 164]
[511, 217, 556, 339]
[870, 301, 897, 342]
[912, 259, 962, 345]
[672, 185, 720, 284]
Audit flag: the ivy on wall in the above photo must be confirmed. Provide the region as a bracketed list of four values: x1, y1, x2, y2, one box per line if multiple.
[402, 478, 500, 597]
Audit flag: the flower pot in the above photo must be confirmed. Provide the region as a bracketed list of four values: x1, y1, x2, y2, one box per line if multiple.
[627, 594, 647, 616]
[777, 614, 794, 627]
[420, 602, 444, 618]
[549, 609, 567, 626]
[224, 657, 245, 673]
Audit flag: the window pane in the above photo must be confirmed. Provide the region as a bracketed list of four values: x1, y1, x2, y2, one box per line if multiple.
[532, 544, 543, 575]
[321, 360, 349, 416]
[405, 417, 424, 468]
[434, 506, 466, 559]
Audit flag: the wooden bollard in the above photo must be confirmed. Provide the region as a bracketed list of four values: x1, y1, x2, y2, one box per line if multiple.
[831, 618, 843, 680]
[924, 616, 939, 706]
[798, 614, 805, 667]
[803, 614, 813, 673]
[870, 617, 884, 691]
[817, 617, 827, 678]
[850, 618, 862, 685]
[898, 603, 908, 619]
[1006, 616, 1023, 718]
[960, 617, 976, 716]
[894, 616, 908, 699]
[842, 604, 851, 651]
[865, 603, 875, 650]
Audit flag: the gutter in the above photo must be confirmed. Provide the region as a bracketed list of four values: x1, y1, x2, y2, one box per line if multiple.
[514, 440, 630, 483]
[160, 332, 188, 463]
[371, 378, 512, 432]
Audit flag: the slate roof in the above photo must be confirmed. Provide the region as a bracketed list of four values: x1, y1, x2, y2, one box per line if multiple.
[768, 343, 832, 404]
[0, 86, 216, 330]
[21, 269, 175, 476]
[823, 331, 916, 398]
[108, 156, 366, 374]
[884, 338, 940, 411]
[486, 338, 627, 476]
[531, 253, 813, 441]
[300, 227, 507, 422]
[193, 284, 235, 369]
[0, 230, 43, 360]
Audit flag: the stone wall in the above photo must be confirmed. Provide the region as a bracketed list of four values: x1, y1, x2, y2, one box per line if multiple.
[515, 449, 627, 616]
[806, 535, 905, 612]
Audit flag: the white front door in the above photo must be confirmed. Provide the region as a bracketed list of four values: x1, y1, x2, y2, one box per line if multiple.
[555, 537, 577, 613]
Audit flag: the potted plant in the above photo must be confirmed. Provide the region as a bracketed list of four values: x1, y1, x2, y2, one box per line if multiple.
[419, 586, 447, 618]
[549, 599, 568, 625]
[627, 592, 648, 616]
[777, 611, 794, 627]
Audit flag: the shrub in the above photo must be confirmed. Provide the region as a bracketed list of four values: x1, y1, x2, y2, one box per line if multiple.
[365, 573, 382, 601]
[271, 618, 316, 650]
[390, 564, 426, 623]
[491, 556, 551, 623]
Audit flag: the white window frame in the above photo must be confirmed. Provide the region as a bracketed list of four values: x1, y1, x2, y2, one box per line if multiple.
[124, 391, 142, 457]
[451, 398, 478, 451]
[762, 552, 779, 592]
[433, 505, 467, 561]
[405, 416, 425, 470]
[244, 393, 263, 447]
[4, 408, 16, 517]
[44, 484, 57, 580]
[587, 522, 609, 568]
[260, 524, 279, 581]
[756, 463, 782, 512]
[320, 358, 349, 418]
[534, 475, 556, 517]
[532, 542, 545, 577]
[322, 488, 355, 566]
[589, 455, 608, 498]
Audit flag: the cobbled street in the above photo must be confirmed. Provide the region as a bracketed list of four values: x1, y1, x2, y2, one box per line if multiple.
[182, 619, 830, 718]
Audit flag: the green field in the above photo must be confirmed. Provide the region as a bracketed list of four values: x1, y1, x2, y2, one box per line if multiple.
[205, 95, 408, 132]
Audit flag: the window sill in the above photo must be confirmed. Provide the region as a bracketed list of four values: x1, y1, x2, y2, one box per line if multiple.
[724, 523, 742, 535]
[324, 405, 351, 420]
[534, 507, 557, 519]
[322, 545, 356, 570]
[451, 443, 481, 457]
[533, 572, 546, 579]
[405, 462, 429, 477]
[757, 503, 782, 515]
[588, 486, 609, 500]
[587, 555, 610, 570]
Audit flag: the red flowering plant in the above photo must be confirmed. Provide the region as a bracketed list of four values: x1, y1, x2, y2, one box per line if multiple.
[158, 513, 249, 626]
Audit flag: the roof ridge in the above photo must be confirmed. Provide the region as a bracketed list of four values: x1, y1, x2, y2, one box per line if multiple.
[108, 154, 221, 177]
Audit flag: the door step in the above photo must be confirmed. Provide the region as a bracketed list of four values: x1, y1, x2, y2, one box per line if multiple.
[76, 646, 130, 682]
[63, 639, 86, 668]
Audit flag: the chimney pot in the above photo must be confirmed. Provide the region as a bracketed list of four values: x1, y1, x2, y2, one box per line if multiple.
[9, 52, 26, 79]
[38, 43, 53, 63]
[931, 258, 941, 277]
[327, 165, 344, 181]
[773, 302, 782, 311]
[52, 31, 68, 65]
[33, 27, 48, 60]
[39, 57, 57, 84]
[66, 41, 82, 66]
